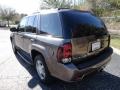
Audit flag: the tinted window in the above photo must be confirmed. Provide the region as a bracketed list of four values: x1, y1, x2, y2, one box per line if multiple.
[26, 16, 36, 33]
[19, 17, 28, 32]
[33, 15, 39, 32]
[37, 15, 41, 32]
[33, 16, 38, 27]
[61, 10, 108, 38]
[41, 13, 62, 37]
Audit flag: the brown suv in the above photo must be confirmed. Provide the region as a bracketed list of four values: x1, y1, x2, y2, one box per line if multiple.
[10, 9, 113, 84]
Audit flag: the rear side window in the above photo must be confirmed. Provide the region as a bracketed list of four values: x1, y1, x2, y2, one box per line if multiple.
[61, 10, 108, 39]
[41, 13, 62, 37]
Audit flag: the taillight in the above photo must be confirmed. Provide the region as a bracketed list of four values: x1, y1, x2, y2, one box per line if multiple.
[57, 43, 72, 63]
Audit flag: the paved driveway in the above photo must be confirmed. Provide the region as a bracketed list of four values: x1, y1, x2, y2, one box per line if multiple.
[0, 28, 120, 90]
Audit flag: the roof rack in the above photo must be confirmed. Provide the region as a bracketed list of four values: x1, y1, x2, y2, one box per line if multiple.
[32, 12, 40, 14]
[57, 8, 70, 10]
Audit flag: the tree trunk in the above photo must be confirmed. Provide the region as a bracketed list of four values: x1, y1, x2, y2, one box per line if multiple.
[7, 20, 9, 27]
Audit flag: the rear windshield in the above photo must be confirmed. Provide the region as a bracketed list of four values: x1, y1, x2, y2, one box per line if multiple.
[60, 10, 108, 39]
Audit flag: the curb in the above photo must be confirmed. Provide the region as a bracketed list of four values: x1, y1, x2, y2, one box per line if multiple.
[112, 47, 120, 55]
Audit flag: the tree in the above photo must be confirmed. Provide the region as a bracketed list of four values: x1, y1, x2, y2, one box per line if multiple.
[0, 5, 16, 27]
[86, 0, 114, 16]
[13, 13, 27, 24]
[40, 0, 120, 16]
[106, 0, 120, 9]
[40, 0, 72, 9]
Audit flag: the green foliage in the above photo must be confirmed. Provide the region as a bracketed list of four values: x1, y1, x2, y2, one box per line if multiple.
[111, 35, 120, 49]
[92, 8, 105, 16]
[107, 0, 120, 9]
[88, 0, 120, 16]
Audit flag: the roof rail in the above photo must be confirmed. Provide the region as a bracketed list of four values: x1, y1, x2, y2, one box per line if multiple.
[57, 8, 70, 10]
[32, 12, 40, 14]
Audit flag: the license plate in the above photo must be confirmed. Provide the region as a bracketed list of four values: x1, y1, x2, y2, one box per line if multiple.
[92, 41, 101, 51]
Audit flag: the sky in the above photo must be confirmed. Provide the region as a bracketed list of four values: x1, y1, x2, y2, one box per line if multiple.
[0, 0, 40, 14]
[0, 0, 85, 15]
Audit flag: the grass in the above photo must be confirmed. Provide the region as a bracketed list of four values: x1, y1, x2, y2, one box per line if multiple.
[111, 35, 120, 49]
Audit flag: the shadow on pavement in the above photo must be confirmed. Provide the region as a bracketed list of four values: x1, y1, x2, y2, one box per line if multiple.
[15, 53, 120, 90]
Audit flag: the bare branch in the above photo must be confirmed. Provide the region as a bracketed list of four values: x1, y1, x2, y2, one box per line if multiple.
[0, 5, 16, 27]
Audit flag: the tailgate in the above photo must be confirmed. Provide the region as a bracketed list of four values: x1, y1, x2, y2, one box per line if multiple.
[71, 35, 109, 59]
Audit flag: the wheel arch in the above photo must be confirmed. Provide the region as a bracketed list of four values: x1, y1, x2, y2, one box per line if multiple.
[31, 49, 45, 64]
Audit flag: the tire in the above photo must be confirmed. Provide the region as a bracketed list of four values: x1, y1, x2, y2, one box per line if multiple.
[34, 54, 53, 84]
[11, 39, 17, 54]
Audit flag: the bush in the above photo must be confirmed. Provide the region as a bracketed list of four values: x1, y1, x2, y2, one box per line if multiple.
[15, 21, 19, 24]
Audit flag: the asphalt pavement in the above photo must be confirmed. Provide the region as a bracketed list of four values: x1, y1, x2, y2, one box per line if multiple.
[0, 28, 120, 90]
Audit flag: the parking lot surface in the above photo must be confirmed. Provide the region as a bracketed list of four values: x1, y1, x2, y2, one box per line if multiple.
[0, 28, 120, 90]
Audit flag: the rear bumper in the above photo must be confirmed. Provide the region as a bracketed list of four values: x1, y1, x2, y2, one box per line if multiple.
[58, 47, 113, 82]
[71, 55, 111, 81]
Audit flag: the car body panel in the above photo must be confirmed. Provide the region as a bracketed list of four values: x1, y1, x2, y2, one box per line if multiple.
[71, 35, 109, 60]
[14, 32, 24, 50]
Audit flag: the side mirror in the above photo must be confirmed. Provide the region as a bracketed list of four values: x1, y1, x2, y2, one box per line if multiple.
[10, 27, 18, 32]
